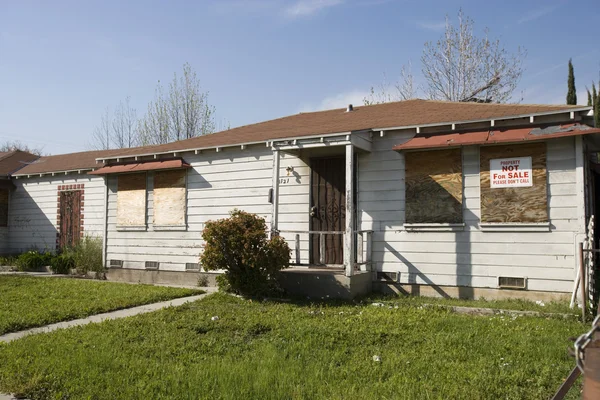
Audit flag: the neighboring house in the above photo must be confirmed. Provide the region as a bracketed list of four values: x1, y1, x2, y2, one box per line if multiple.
[0, 150, 40, 254]
[6, 100, 600, 300]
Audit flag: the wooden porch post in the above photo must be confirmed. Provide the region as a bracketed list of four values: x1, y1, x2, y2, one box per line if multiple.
[344, 144, 355, 276]
[271, 148, 280, 235]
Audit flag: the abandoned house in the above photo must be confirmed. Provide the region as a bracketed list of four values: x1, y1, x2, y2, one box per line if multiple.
[2, 99, 600, 300]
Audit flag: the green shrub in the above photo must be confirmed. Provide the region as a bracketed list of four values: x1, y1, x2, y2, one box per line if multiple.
[69, 236, 104, 275]
[16, 251, 53, 271]
[49, 253, 75, 275]
[0, 255, 17, 266]
[200, 210, 290, 296]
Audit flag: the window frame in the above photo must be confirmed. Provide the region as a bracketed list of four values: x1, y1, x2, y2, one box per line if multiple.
[115, 172, 148, 231]
[479, 142, 548, 227]
[152, 169, 188, 231]
[403, 148, 464, 231]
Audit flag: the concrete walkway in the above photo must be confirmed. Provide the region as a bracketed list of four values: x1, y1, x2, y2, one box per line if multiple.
[0, 290, 215, 344]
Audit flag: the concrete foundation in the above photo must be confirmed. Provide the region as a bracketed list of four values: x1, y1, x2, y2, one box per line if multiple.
[278, 267, 372, 300]
[106, 268, 218, 287]
[375, 282, 571, 302]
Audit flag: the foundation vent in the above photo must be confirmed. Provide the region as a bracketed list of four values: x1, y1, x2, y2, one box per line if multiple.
[109, 259, 123, 268]
[185, 263, 200, 271]
[498, 276, 527, 290]
[145, 261, 160, 270]
[377, 272, 399, 282]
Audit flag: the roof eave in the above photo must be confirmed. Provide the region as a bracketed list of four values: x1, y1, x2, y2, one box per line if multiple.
[12, 168, 94, 179]
[374, 107, 593, 133]
[93, 131, 355, 163]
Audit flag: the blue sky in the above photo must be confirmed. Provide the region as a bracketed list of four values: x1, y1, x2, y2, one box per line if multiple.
[0, 0, 599, 155]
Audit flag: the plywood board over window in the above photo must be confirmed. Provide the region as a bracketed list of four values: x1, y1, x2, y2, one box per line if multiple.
[117, 173, 147, 227]
[153, 169, 187, 227]
[0, 189, 8, 227]
[480, 143, 547, 223]
[405, 148, 463, 223]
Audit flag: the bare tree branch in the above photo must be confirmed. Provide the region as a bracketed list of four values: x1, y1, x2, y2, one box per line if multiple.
[90, 108, 111, 150]
[0, 141, 44, 156]
[367, 9, 526, 104]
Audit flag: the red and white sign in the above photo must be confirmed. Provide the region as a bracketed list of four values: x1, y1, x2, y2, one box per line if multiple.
[490, 157, 533, 188]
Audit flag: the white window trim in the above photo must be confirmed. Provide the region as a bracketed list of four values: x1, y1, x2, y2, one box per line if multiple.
[403, 223, 465, 232]
[116, 225, 147, 232]
[153, 225, 187, 231]
[479, 222, 550, 232]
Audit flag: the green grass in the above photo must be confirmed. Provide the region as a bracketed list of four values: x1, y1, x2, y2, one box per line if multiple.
[367, 293, 577, 315]
[0, 275, 202, 335]
[0, 293, 586, 399]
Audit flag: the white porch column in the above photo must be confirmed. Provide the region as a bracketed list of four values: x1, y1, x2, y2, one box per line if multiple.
[271, 148, 280, 235]
[344, 144, 355, 276]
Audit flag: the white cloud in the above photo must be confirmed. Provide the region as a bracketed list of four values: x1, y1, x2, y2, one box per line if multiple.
[299, 89, 370, 112]
[284, 0, 345, 18]
[416, 21, 446, 32]
[518, 4, 561, 24]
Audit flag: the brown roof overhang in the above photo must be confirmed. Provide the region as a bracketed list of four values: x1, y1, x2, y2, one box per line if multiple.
[393, 123, 600, 151]
[88, 158, 191, 175]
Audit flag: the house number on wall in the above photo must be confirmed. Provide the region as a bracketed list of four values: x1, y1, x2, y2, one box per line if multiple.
[279, 178, 290, 184]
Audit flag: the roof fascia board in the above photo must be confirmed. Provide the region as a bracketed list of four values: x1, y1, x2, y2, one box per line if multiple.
[373, 107, 593, 133]
[95, 132, 352, 163]
[13, 168, 93, 178]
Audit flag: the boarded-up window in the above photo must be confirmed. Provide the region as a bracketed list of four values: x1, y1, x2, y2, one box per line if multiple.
[0, 189, 8, 227]
[153, 169, 186, 226]
[405, 149, 463, 223]
[480, 143, 547, 223]
[117, 173, 147, 227]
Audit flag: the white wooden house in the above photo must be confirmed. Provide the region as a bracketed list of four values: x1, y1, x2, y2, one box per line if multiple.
[5, 100, 600, 300]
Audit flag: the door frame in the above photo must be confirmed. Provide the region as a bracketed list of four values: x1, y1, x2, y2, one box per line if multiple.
[58, 189, 83, 250]
[308, 154, 357, 265]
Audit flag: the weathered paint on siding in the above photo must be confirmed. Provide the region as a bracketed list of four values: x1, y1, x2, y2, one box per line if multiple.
[105, 147, 310, 271]
[358, 133, 580, 293]
[7, 175, 105, 253]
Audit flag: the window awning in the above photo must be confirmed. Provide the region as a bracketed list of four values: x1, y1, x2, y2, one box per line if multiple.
[88, 158, 191, 175]
[393, 123, 600, 151]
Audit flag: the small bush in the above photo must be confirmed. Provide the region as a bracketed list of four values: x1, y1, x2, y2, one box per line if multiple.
[197, 275, 209, 287]
[16, 251, 53, 271]
[200, 210, 290, 296]
[0, 255, 17, 266]
[49, 253, 75, 275]
[69, 236, 104, 275]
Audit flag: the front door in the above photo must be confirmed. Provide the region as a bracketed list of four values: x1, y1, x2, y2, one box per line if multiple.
[58, 190, 82, 249]
[310, 157, 345, 265]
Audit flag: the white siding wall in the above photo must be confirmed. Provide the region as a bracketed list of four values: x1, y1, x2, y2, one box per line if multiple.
[105, 146, 309, 270]
[8, 175, 105, 253]
[358, 133, 580, 293]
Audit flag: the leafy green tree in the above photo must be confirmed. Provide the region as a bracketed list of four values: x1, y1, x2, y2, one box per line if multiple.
[566, 59, 577, 105]
[588, 89, 593, 106]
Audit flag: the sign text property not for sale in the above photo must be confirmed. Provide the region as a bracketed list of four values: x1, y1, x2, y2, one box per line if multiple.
[490, 156, 533, 188]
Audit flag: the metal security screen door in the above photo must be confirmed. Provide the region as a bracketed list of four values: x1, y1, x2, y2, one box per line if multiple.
[310, 157, 345, 265]
[59, 190, 82, 249]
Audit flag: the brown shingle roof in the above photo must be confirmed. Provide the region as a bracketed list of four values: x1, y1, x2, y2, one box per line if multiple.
[14, 99, 589, 175]
[13, 149, 118, 176]
[0, 150, 39, 176]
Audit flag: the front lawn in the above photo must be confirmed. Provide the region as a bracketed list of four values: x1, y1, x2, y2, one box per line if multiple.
[0, 275, 202, 335]
[370, 293, 577, 315]
[0, 293, 585, 399]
